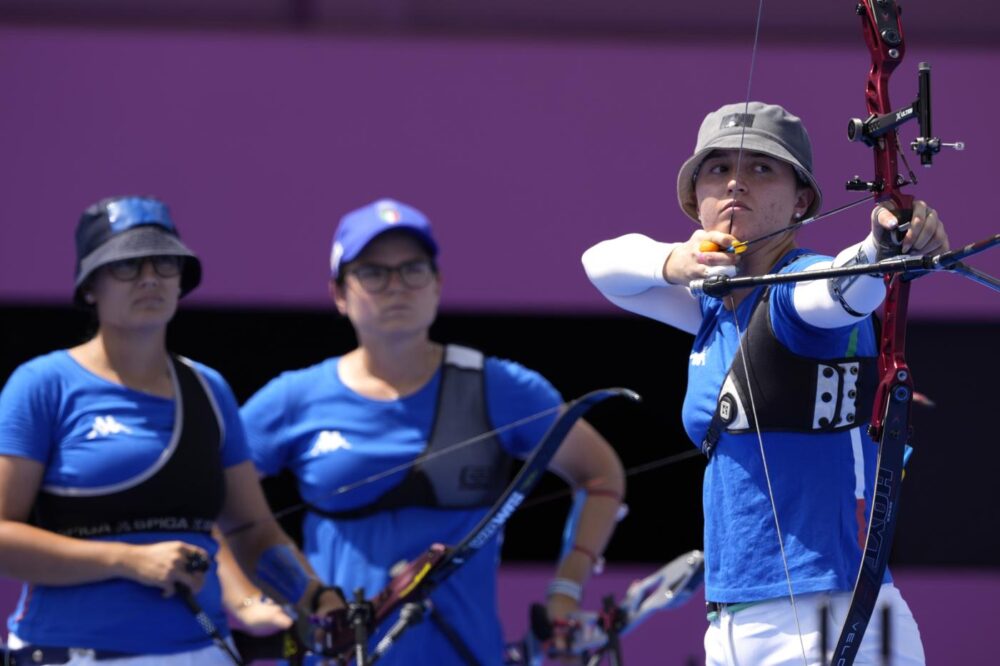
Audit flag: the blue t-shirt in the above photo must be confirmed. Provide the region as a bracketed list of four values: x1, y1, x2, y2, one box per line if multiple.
[681, 252, 886, 603]
[241, 353, 562, 666]
[0, 350, 250, 653]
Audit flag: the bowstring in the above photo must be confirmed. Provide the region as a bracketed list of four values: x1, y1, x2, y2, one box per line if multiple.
[728, 0, 809, 663]
[517, 448, 704, 511]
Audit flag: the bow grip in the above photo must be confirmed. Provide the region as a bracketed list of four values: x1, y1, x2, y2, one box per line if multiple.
[874, 192, 914, 261]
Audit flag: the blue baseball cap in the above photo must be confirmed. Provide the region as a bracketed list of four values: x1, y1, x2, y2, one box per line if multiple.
[73, 195, 201, 305]
[330, 198, 439, 278]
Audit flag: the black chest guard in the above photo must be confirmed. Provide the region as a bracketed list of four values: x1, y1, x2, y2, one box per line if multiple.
[32, 355, 226, 538]
[701, 288, 878, 459]
[311, 345, 513, 520]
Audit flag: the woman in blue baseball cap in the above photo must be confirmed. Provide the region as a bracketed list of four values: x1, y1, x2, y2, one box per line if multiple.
[0, 196, 343, 665]
[240, 198, 626, 664]
[582, 102, 949, 665]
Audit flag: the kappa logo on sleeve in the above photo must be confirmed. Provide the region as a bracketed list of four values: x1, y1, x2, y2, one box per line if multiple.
[86, 415, 133, 440]
[308, 430, 353, 457]
[689, 350, 707, 366]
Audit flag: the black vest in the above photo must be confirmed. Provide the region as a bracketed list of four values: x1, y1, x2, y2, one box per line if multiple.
[310, 345, 513, 519]
[32, 356, 226, 537]
[701, 270, 878, 458]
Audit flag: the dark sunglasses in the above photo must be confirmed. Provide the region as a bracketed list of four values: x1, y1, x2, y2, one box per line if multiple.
[105, 256, 184, 281]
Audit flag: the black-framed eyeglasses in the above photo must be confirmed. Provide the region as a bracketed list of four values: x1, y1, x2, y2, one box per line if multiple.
[105, 256, 184, 281]
[347, 259, 436, 293]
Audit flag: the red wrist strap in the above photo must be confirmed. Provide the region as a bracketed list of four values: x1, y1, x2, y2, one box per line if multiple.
[582, 487, 623, 502]
[571, 543, 600, 564]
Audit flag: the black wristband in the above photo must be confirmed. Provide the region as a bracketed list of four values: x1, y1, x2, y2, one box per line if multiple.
[309, 583, 345, 614]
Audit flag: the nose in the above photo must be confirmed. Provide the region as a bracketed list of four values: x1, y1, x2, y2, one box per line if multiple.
[727, 175, 748, 195]
[136, 258, 160, 283]
[382, 267, 408, 291]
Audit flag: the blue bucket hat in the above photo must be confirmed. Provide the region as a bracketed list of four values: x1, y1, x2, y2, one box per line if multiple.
[73, 196, 201, 305]
[330, 198, 439, 278]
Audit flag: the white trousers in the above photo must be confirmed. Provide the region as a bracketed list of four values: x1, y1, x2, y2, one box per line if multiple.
[704, 583, 925, 666]
[6, 634, 238, 666]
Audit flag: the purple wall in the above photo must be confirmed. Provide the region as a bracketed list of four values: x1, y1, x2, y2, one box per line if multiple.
[0, 25, 997, 317]
[2, 565, 996, 662]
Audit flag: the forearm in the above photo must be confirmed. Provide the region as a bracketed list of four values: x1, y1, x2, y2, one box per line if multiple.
[582, 234, 702, 333]
[225, 519, 318, 609]
[215, 526, 265, 609]
[219, 461, 339, 615]
[0, 520, 129, 585]
[553, 490, 624, 586]
[549, 426, 626, 588]
[792, 234, 886, 329]
[582, 234, 676, 296]
[215, 525, 294, 634]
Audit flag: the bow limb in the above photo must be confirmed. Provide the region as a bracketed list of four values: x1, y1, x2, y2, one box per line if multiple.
[317, 387, 640, 663]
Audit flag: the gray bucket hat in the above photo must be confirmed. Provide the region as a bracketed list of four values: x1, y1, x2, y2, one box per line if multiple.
[73, 196, 201, 305]
[676, 101, 823, 222]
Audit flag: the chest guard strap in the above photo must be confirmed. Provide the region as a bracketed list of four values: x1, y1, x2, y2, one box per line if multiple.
[310, 345, 513, 520]
[701, 289, 877, 459]
[32, 356, 226, 538]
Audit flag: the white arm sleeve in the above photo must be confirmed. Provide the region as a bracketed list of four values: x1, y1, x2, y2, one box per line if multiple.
[792, 234, 887, 329]
[581, 234, 703, 334]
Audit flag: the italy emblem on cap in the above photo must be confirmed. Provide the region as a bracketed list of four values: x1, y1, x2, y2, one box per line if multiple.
[376, 202, 401, 224]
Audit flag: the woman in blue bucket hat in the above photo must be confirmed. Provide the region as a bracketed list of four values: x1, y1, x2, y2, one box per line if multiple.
[0, 196, 343, 665]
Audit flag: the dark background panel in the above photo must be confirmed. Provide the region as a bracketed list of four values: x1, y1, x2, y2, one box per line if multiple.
[3, 0, 997, 45]
[1, 304, 996, 567]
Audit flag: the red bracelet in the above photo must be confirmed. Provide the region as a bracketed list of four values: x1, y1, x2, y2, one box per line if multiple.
[570, 544, 605, 574]
[582, 487, 624, 502]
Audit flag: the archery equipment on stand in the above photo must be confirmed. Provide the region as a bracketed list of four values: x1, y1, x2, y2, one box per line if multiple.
[304, 388, 640, 666]
[504, 549, 705, 666]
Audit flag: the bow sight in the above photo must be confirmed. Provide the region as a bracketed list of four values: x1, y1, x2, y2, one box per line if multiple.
[846, 62, 964, 194]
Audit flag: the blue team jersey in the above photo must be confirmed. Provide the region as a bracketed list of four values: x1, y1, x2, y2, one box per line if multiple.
[241, 354, 562, 666]
[0, 350, 250, 653]
[681, 252, 888, 603]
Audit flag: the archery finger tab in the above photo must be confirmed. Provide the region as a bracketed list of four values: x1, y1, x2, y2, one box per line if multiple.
[698, 240, 722, 253]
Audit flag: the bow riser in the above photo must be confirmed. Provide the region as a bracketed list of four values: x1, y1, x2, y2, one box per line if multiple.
[860, 0, 913, 211]
[833, 2, 915, 664]
[859, 0, 915, 439]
